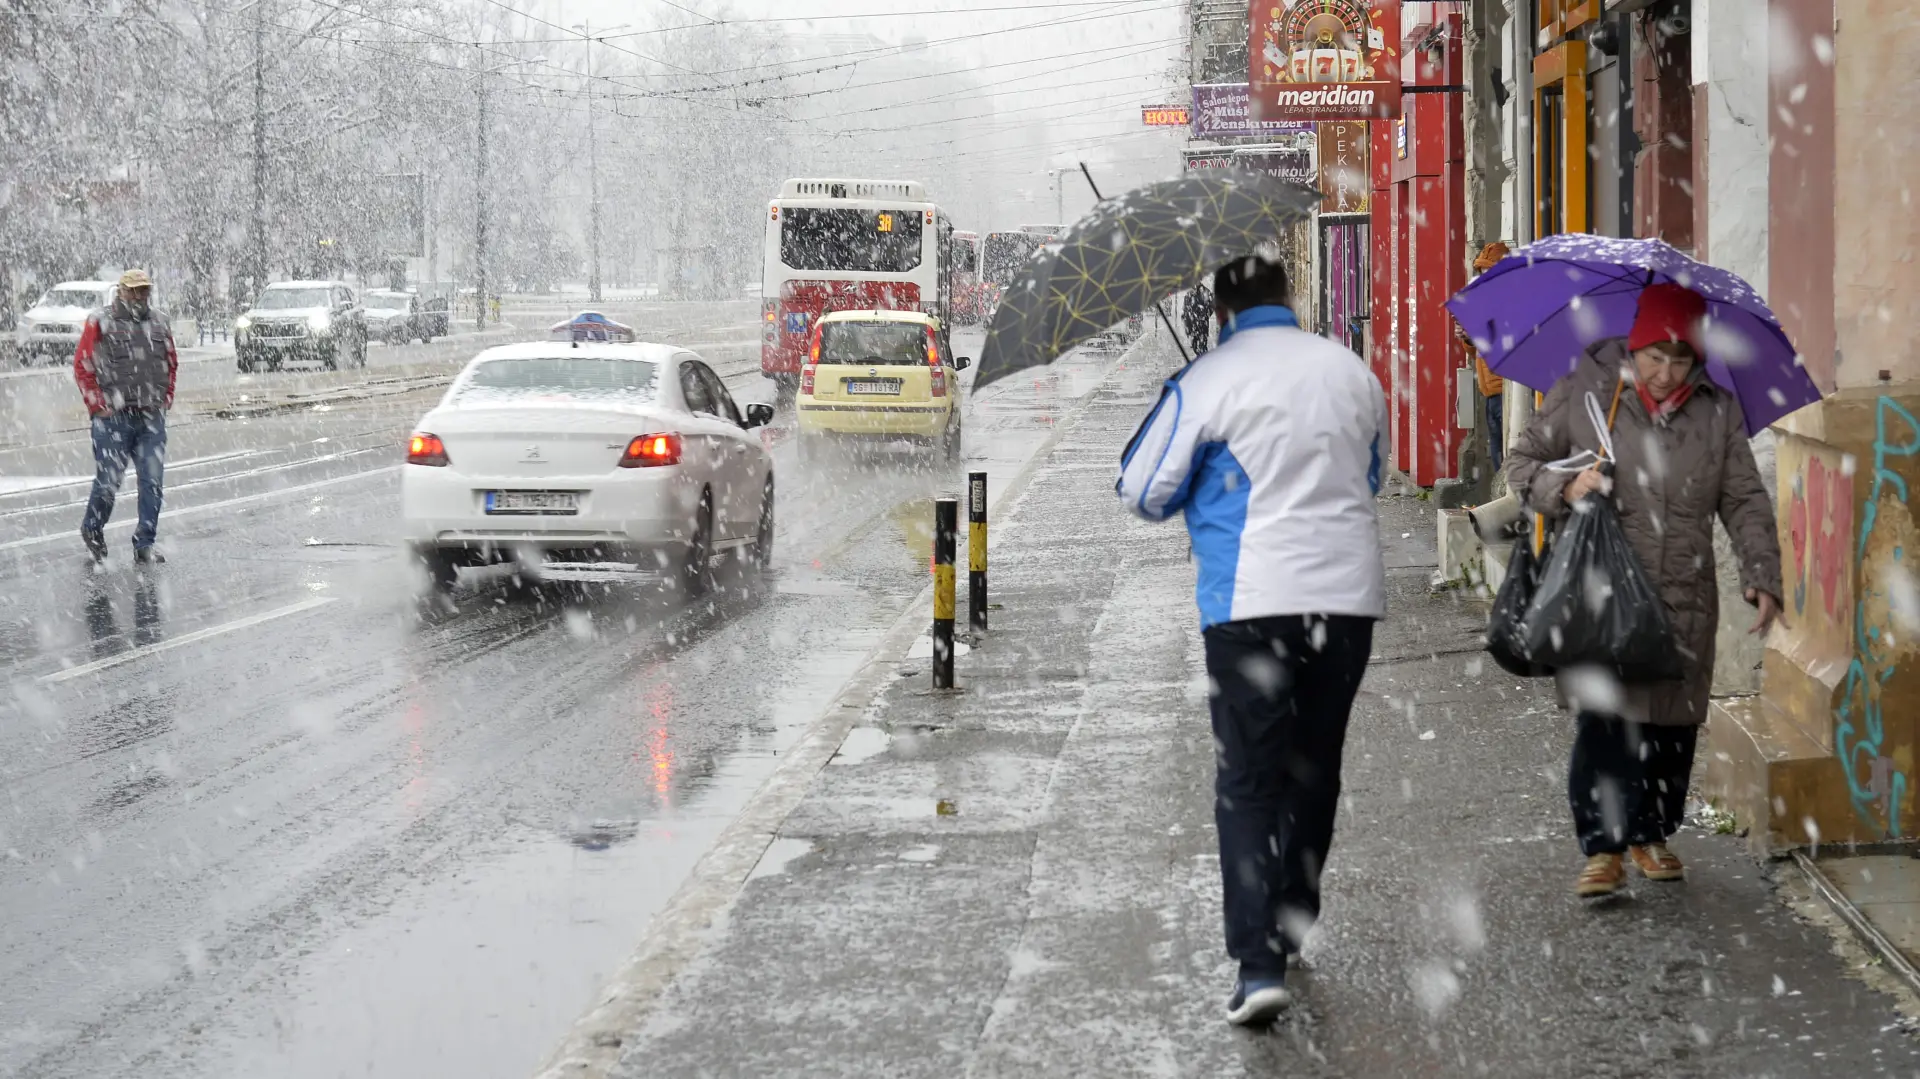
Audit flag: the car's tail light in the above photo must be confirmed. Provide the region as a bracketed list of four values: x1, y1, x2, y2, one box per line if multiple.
[620, 432, 682, 468]
[407, 432, 448, 466]
[930, 365, 947, 397]
[800, 364, 817, 395]
[762, 300, 777, 324]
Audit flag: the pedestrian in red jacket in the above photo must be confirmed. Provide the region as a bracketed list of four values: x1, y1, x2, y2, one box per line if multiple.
[73, 268, 177, 563]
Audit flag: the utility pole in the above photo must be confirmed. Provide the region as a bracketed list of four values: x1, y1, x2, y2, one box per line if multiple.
[586, 21, 602, 304]
[1047, 167, 1071, 223]
[475, 47, 490, 334]
[250, 10, 267, 300]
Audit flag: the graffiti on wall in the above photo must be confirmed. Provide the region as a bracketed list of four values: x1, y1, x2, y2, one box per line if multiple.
[1834, 396, 1918, 838]
[1786, 450, 1855, 625]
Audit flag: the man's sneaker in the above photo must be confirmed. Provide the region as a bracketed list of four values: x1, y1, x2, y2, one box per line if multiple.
[82, 530, 107, 561]
[1226, 971, 1291, 1026]
[1628, 843, 1685, 881]
[134, 547, 166, 565]
[1576, 852, 1627, 897]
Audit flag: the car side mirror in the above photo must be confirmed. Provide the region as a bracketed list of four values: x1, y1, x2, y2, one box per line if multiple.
[744, 403, 775, 429]
[954, 356, 972, 370]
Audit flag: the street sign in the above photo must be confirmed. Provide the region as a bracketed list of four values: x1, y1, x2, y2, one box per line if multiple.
[1185, 144, 1316, 189]
[1250, 0, 1403, 123]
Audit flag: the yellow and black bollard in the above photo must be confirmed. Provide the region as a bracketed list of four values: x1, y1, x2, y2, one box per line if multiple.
[933, 497, 958, 689]
[968, 471, 988, 634]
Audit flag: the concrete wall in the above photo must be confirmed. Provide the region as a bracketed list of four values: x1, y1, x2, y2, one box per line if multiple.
[1834, 0, 1920, 390]
[1692, 0, 1770, 291]
[1696, 0, 1777, 695]
[1767, 0, 1837, 396]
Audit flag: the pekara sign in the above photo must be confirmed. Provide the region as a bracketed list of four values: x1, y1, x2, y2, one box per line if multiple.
[1189, 83, 1315, 141]
[1249, 0, 1402, 123]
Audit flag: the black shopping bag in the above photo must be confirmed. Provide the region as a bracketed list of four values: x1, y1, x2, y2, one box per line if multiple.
[1519, 497, 1684, 681]
[1486, 535, 1552, 678]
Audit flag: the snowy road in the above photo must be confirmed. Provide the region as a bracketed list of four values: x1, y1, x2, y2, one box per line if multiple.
[0, 299, 1132, 1078]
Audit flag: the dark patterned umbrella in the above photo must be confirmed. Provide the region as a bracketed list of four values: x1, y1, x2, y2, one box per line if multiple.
[972, 170, 1319, 391]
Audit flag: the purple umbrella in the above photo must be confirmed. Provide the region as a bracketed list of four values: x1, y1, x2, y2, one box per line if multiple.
[1444, 234, 1822, 434]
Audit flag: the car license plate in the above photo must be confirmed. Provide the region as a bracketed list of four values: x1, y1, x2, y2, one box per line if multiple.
[845, 379, 902, 395]
[485, 490, 580, 515]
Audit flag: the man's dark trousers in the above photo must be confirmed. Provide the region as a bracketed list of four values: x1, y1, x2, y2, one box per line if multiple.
[1203, 613, 1374, 975]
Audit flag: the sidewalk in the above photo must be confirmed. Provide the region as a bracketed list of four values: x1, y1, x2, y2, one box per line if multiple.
[566, 348, 1919, 1078]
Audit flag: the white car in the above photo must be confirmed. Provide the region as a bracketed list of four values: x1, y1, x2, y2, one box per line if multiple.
[14, 280, 115, 364]
[401, 342, 776, 593]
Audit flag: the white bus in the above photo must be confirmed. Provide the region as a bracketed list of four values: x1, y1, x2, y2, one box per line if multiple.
[761, 178, 954, 389]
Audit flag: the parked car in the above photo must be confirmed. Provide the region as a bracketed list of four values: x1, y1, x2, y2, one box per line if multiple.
[13, 281, 116, 365]
[365, 290, 430, 345]
[234, 280, 368, 372]
[401, 342, 776, 594]
[421, 296, 452, 338]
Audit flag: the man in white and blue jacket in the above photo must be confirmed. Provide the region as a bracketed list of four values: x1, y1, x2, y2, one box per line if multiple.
[1118, 255, 1387, 1026]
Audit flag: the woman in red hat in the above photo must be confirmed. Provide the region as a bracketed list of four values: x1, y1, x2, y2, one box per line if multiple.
[1506, 282, 1786, 899]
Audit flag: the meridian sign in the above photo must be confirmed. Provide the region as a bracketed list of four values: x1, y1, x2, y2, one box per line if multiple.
[1249, 0, 1402, 123]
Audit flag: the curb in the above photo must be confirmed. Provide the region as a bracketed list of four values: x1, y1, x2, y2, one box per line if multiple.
[1793, 850, 1920, 999]
[531, 329, 1174, 1079]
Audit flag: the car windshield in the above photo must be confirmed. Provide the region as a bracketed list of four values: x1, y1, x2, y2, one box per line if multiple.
[818, 321, 929, 366]
[780, 208, 923, 273]
[256, 288, 331, 310]
[367, 293, 410, 311]
[38, 289, 104, 310]
[454, 357, 660, 404]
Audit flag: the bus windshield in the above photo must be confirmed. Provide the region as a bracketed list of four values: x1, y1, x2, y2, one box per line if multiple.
[780, 208, 924, 273]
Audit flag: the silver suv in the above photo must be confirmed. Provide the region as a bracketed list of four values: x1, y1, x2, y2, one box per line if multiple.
[13, 281, 116, 365]
[235, 280, 368, 372]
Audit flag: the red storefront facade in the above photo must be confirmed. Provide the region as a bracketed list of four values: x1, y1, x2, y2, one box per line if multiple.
[1369, 8, 1466, 487]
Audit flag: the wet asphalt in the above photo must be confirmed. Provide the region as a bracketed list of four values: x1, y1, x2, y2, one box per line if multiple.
[0, 299, 1125, 1078]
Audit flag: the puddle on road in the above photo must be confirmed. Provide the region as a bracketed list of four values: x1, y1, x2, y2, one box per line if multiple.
[830, 726, 893, 766]
[746, 836, 814, 882]
[567, 817, 640, 851]
[887, 498, 935, 575]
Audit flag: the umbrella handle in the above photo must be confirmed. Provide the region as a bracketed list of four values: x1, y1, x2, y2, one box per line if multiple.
[1156, 300, 1192, 364]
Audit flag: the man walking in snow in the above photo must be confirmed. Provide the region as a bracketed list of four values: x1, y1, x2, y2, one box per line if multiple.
[74, 269, 177, 564]
[1117, 254, 1387, 1025]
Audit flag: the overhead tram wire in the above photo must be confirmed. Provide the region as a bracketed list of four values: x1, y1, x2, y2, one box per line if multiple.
[417, 31, 1183, 114]
[471, 0, 701, 76]
[603, 0, 1184, 39]
[633, 0, 1180, 87]
[290, 8, 1179, 118]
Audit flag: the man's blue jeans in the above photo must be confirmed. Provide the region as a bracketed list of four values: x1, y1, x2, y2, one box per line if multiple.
[82, 410, 167, 549]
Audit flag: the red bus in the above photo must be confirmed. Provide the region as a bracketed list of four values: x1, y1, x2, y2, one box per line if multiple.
[978, 227, 1057, 321]
[951, 230, 987, 324]
[761, 178, 954, 390]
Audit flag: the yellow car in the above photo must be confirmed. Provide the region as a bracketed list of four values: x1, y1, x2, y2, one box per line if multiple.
[795, 309, 969, 463]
